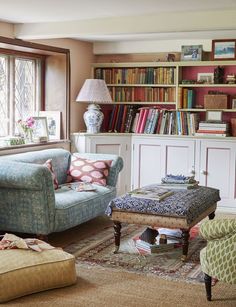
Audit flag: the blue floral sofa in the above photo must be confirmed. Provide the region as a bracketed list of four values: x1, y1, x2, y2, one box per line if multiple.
[0, 149, 123, 236]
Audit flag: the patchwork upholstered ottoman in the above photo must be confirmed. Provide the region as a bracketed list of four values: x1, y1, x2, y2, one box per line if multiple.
[106, 185, 221, 261]
[0, 249, 77, 303]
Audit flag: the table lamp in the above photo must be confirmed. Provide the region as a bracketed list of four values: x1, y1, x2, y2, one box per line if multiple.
[76, 79, 112, 133]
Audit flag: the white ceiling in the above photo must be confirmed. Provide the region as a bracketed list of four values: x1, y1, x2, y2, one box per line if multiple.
[1, 0, 236, 42]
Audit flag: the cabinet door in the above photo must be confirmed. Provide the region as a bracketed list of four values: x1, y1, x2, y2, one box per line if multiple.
[163, 139, 196, 177]
[84, 135, 131, 196]
[132, 137, 163, 189]
[199, 140, 236, 206]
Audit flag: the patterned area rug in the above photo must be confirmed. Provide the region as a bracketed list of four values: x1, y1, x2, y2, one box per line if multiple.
[65, 224, 206, 284]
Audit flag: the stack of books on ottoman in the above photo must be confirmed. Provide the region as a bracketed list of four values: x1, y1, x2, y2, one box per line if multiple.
[159, 174, 199, 190]
[133, 227, 182, 254]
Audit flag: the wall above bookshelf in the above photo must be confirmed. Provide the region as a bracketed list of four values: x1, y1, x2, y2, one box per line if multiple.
[92, 60, 236, 137]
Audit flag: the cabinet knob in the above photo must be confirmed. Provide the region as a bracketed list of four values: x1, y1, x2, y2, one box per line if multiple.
[201, 170, 207, 175]
[189, 169, 195, 175]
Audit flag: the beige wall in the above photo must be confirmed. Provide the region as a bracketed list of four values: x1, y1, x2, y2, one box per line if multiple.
[0, 21, 14, 38]
[33, 38, 94, 133]
[0, 21, 94, 134]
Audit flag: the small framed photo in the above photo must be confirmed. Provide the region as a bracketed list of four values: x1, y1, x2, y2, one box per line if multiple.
[212, 39, 236, 60]
[39, 111, 61, 140]
[206, 111, 223, 122]
[197, 73, 214, 84]
[181, 45, 203, 61]
[32, 117, 49, 142]
[232, 99, 236, 109]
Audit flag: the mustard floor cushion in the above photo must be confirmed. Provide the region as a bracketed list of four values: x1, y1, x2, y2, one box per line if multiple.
[0, 249, 77, 303]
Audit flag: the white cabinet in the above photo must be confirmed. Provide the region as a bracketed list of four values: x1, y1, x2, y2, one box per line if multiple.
[132, 136, 195, 189]
[71, 133, 131, 196]
[71, 133, 236, 213]
[198, 140, 236, 211]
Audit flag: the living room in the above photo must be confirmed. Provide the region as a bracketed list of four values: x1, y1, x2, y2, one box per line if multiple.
[0, 1, 235, 306]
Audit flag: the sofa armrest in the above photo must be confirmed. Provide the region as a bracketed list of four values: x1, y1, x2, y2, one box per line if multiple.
[200, 219, 236, 241]
[0, 161, 56, 235]
[0, 161, 52, 190]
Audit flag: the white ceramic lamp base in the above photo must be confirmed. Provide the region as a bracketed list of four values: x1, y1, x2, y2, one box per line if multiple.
[83, 103, 104, 133]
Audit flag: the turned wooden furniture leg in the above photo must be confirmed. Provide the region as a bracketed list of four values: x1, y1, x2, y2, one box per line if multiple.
[181, 229, 190, 262]
[208, 211, 215, 220]
[204, 273, 212, 301]
[113, 221, 121, 254]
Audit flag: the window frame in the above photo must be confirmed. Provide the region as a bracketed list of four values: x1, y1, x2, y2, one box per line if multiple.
[0, 48, 45, 137]
[0, 36, 70, 149]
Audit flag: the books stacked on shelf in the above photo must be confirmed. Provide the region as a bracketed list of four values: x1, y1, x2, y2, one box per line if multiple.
[133, 109, 199, 136]
[195, 121, 229, 137]
[95, 67, 176, 85]
[128, 186, 173, 201]
[108, 105, 138, 132]
[178, 88, 196, 109]
[159, 174, 199, 190]
[109, 87, 176, 103]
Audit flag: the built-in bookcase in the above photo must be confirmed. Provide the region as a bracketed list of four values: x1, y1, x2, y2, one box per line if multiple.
[91, 61, 236, 136]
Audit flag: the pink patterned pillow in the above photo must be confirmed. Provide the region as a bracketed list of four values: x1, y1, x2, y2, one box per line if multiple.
[67, 156, 112, 186]
[44, 159, 59, 190]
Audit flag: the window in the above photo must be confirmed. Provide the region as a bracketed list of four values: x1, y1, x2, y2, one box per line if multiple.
[0, 52, 42, 137]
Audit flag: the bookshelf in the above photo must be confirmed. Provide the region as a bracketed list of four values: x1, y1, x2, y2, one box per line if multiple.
[91, 61, 236, 136]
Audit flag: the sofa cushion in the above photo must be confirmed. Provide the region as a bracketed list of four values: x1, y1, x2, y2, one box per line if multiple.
[67, 155, 112, 186]
[0, 249, 77, 303]
[54, 185, 116, 232]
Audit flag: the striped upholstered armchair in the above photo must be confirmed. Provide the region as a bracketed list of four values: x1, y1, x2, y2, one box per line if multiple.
[200, 219, 236, 301]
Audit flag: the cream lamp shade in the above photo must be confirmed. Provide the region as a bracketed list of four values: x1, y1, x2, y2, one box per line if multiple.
[76, 79, 112, 133]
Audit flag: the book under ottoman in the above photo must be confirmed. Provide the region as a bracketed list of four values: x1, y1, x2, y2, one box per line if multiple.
[0, 249, 77, 303]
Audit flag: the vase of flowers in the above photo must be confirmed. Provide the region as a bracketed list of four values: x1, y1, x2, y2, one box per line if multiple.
[17, 117, 35, 143]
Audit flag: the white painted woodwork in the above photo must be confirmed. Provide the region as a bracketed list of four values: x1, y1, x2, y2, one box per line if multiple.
[199, 140, 236, 211]
[71, 133, 131, 196]
[132, 137, 163, 189]
[164, 139, 195, 176]
[72, 133, 236, 213]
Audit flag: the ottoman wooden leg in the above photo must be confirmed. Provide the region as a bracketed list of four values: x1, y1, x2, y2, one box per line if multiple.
[113, 221, 121, 254]
[208, 211, 215, 220]
[181, 229, 190, 262]
[204, 273, 212, 301]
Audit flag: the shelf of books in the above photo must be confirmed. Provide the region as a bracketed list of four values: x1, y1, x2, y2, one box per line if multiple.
[92, 61, 236, 137]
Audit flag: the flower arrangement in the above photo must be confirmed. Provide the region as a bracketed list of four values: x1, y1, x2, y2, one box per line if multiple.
[17, 117, 35, 141]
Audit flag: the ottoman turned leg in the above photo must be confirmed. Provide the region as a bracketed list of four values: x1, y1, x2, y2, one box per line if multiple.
[208, 211, 215, 220]
[113, 221, 121, 254]
[181, 229, 190, 262]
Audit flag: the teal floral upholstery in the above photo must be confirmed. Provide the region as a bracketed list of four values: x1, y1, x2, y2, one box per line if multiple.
[0, 149, 123, 235]
[200, 219, 236, 300]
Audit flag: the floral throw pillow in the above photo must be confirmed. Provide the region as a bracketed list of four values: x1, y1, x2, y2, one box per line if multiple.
[67, 156, 112, 186]
[43, 159, 59, 190]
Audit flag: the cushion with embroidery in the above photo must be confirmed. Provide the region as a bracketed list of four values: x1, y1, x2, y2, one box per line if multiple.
[43, 159, 59, 190]
[67, 156, 112, 186]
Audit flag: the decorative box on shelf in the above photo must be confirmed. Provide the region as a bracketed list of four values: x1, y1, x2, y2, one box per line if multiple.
[204, 94, 228, 109]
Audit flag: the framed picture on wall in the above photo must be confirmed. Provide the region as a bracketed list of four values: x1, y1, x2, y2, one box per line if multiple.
[212, 39, 236, 60]
[39, 111, 61, 140]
